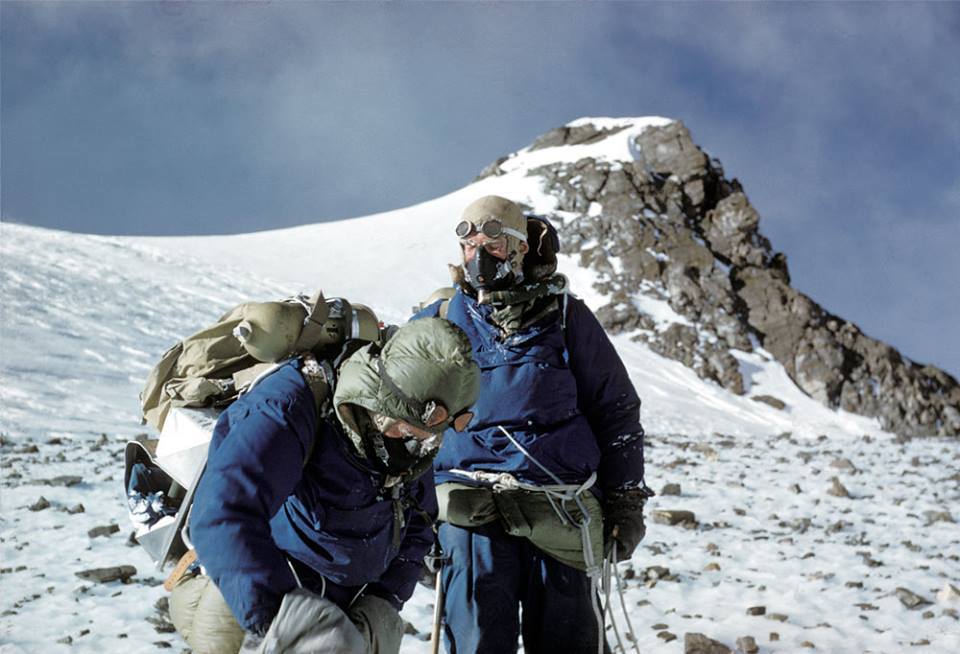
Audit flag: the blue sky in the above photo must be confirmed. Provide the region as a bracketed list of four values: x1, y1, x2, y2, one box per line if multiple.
[2, 1, 958, 378]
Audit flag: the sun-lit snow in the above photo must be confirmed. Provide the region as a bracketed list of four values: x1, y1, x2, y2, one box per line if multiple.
[2, 118, 958, 653]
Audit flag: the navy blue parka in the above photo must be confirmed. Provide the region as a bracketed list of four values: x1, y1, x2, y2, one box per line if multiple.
[415, 288, 645, 496]
[190, 359, 436, 633]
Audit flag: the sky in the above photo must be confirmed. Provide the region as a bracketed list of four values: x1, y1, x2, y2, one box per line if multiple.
[2, 1, 958, 378]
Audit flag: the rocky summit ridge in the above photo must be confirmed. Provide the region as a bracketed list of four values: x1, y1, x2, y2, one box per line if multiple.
[479, 118, 960, 438]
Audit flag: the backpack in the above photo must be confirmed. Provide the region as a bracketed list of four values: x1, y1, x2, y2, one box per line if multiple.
[126, 290, 384, 573]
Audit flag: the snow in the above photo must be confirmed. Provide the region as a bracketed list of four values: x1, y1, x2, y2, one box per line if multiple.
[496, 116, 676, 175]
[2, 117, 959, 652]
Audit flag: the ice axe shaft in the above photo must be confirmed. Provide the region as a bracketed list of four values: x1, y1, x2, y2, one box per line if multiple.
[430, 571, 444, 654]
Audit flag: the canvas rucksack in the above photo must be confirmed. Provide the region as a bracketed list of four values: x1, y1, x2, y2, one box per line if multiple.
[126, 290, 384, 573]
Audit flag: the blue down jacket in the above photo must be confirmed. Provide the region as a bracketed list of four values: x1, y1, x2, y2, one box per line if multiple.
[415, 289, 645, 495]
[190, 359, 436, 632]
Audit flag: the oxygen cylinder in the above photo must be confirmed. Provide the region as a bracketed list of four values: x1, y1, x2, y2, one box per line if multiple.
[232, 302, 308, 363]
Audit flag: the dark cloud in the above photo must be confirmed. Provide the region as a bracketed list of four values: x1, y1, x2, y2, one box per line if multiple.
[2, 1, 958, 376]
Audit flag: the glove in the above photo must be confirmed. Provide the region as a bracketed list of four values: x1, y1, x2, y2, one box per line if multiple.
[603, 487, 653, 562]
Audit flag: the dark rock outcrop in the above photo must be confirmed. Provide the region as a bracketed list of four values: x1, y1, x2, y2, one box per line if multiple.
[496, 119, 959, 437]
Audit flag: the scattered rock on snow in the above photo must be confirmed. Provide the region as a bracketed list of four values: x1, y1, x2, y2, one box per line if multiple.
[751, 395, 785, 410]
[684, 632, 731, 654]
[36, 475, 84, 487]
[936, 583, 960, 604]
[652, 510, 698, 526]
[74, 565, 137, 584]
[658, 631, 678, 642]
[827, 477, 852, 498]
[28, 496, 50, 511]
[736, 635, 759, 654]
[661, 482, 682, 496]
[895, 587, 933, 609]
[829, 458, 857, 472]
[88, 524, 121, 539]
[923, 510, 954, 525]
[746, 606, 766, 616]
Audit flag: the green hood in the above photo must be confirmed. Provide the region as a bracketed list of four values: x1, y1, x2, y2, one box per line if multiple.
[334, 317, 480, 456]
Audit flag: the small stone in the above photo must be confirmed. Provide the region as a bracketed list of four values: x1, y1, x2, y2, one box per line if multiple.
[652, 623, 669, 630]
[56, 636, 73, 645]
[704, 562, 721, 572]
[746, 606, 766, 616]
[736, 636, 759, 654]
[751, 395, 786, 410]
[829, 458, 857, 472]
[40, 475, 83, 487]
[922, 610, 935, 619]
[924, 510, 955, 525]
[766, 613, 788, 622]
[661, 483, 682, 496]
[800, 641, 815, 649]
[683, 632, 731, 654]
[910, 639, 931, 646]
[643, 565, 671, 581]
[942, 608, 958, 619]
[936, 583, 960, 603]
[152, 642, 171, 649]
[65, 504, 85, 514]
[658, 631, 677, 642]
[28, 497, 50, 512]
[895, 587, 932, 609]
[827, 477, 851, 498]
[788, 484, 802, 494]
[402, 620, 418, 635]
[88, 524, 121, 539]
[74, 565, 137, 584]
[769, 632, 779, 641]
[652, 510, 697, 526]
[845, 581, 863, 588]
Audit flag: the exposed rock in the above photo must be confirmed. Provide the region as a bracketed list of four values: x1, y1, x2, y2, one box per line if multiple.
[684, 632, 731, 654]
[827, 477, 852, 498]
[895, 587, 932, 609]
[652, 510, 698, 527]
[510, 120, 960, 437]
[658, 631, 678, 642]
[36, 475, 83, 487]
[28, 497, 50, 512]
[751, 395, 786, 410]
[88, 524, 121, 539]
[829, 458, 857, 473]
[936, 583, 960, 604]
[736, 636, 759, 654]
[703, 562, 721, 572]
[75, 566, 137, 584]
[661, 482, 682, 496]
[923, 510, 954, 525]
[746, 606, 766, 616]
[766, 613, 788, 622]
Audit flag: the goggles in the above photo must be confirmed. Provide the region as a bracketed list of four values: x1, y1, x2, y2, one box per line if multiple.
[376, 358, 474, 433]
[456, 218, 526, 243]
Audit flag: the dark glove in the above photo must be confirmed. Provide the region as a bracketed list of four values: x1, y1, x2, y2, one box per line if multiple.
[603, 487, 654, 562]
[417, 537, 445, 589]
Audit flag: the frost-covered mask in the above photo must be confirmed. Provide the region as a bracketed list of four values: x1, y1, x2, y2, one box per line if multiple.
[464, 246, 517, 291]
[367, 411, 444, 475]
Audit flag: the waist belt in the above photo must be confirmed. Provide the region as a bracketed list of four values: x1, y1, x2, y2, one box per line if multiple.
[437, 470, 603, 573]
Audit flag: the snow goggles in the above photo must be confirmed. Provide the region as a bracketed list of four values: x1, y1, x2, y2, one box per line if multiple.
[376, 358, 474, 432]
[455, 218, 526, 242]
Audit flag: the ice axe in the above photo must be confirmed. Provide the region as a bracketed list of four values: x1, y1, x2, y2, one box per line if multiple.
[425, 538, 445, 654]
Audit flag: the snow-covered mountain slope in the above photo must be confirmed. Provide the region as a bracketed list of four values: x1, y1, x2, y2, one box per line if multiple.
[2, 117, 959, 653]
